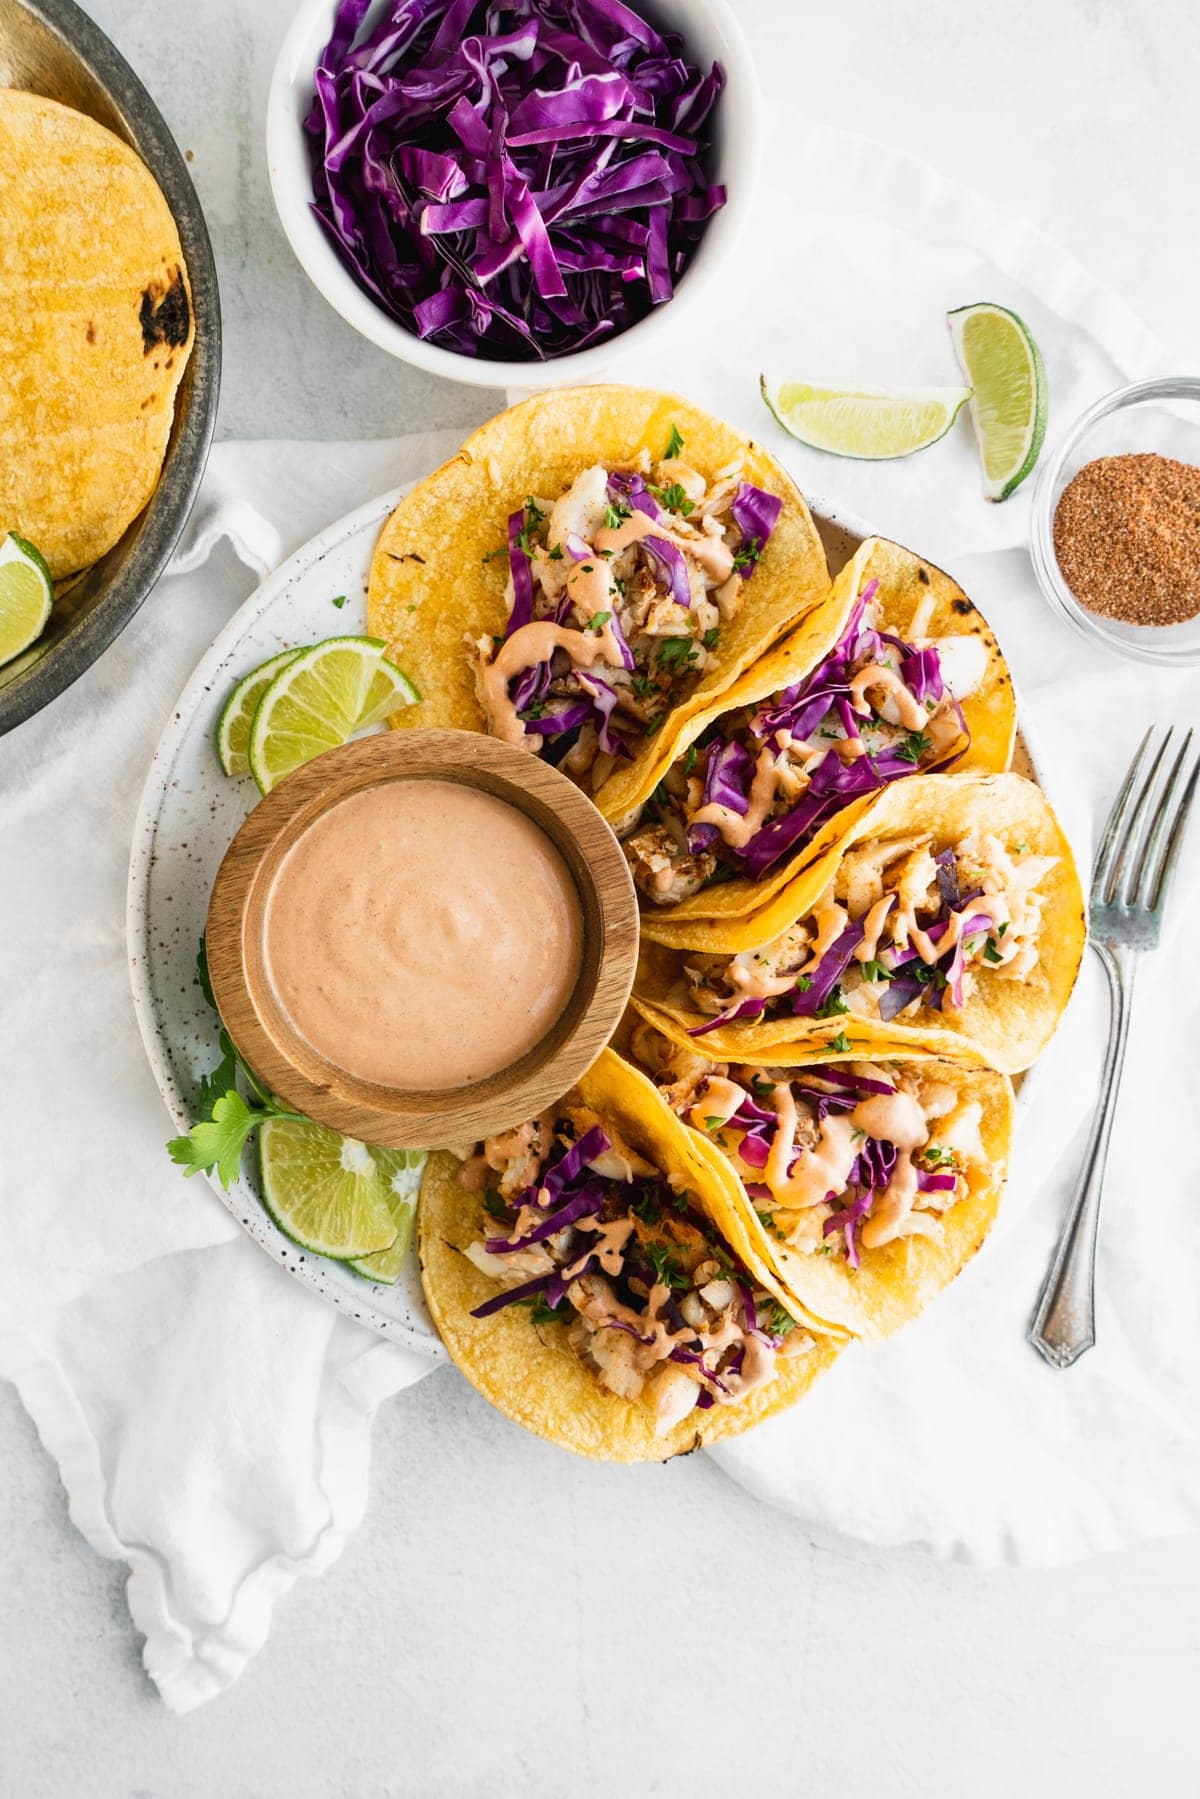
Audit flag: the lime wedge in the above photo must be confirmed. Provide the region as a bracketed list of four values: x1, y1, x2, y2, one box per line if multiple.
[247, 635, 418, 794]
[357, 657, 421, 729]
[216, 649, 302, 777]
[0, 531, 53, 667]
[947, 303, 1047, 500]
[259, 1117, 402, 1260]
[348, 1149, 424, 1282]
[761, 377, 971, 460]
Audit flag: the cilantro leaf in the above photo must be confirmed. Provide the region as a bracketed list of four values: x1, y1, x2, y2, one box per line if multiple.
[896, 730, 933, 765]
[829, 1031, 852, 1053]
[646, 1242, 689, 1289]
[330, 594, 347, 610]
[656, 635, 699, 673]
[167, 1089, 260, 1190]
[604, 501, 631, 529]
[586, 610, 612, 631]
[664, 423, 685, 459]
[652, 482, 695, 516]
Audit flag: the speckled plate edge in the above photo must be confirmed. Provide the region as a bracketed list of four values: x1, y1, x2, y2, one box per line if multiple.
[127, 482, 1039, 1348]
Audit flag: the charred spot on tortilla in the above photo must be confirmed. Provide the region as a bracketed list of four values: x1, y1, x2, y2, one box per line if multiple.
[917, 567, 930, 585]
[952, 597, 975, 615]
[85, 320, 96, 344]
[140, 267, 190, 353]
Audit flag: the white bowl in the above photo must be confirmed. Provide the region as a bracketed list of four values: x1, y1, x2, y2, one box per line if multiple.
[266, 0, 760, 388]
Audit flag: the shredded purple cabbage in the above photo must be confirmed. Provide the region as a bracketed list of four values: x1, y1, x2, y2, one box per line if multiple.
[642, 534, 692, 608]
[730, 482, 783, 576]
[306, 0, 726, 361]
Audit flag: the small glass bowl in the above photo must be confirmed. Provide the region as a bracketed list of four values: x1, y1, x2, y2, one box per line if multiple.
[1030, 375, 1200, 666]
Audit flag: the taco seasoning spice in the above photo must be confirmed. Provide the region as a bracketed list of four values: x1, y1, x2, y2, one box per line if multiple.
[1053, 452, 1200, 626]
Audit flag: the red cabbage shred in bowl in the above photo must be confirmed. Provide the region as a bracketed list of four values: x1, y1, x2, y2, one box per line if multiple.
[305, 0, 726, 362]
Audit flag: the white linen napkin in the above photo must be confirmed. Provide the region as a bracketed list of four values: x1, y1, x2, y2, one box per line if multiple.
[2, 103, 1197, 1714]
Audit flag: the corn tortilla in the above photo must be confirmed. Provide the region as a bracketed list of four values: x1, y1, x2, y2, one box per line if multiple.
[419, 1049, 840, 1461]
[640, 536, 1016, 938]
[0, 89, 194, 580]
[367, 385, 831, 824]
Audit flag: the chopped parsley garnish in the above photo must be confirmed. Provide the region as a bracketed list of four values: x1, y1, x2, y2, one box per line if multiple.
[765, 1302, 797, 1338]
[703, 1116, 726, 1132]
[580, 563, 594, 574]
[481, 544, 508, 564]
[701, 626, 721, 651]
[815, 987, 849, 1018]
[653, 482, 695, 516]
[1015, 841, 1030, 854]
[750, 1074, 774, 1098]
[683, 743, 699, 776]
[755, 1208, 785, 1242]
[546, 543, 564, 561]
[732, 537, 762, 572]
[896, 730, 933, 765]
[829, 1031, 852, 1053]
[524, 496, 545, 524]
[645, 712, 668, 735]
[706, 863, 739, 884]
[920, 1145, 956, 1168]
[520, 1295, 562, 1327]
[646, 1243, 689, 1289]
[860, 959, 894, 984]
[585, 610, 611, 631]
[482, 1191, 507, 1220]
[664, 422, 685, 459]
[330, 594, 347, 610]
[604, 500, 632, 529]
[656, 635, 699, 673]
[795, 973, 814, 993]
[630, 673, 657, 700]
[631, 1186, 661, 1224]
[983, 940, 1004, 964]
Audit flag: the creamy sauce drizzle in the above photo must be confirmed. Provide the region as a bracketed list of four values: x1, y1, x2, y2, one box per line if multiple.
[263, 780, 582, 1091]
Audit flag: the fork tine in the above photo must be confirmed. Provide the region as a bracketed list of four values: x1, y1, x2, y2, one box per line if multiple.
[1148, 739, 1200, 914]
[1091, 728, 1154, 902]
[1104, 729, 1172, 905]
[1128, 728, 1195, 908]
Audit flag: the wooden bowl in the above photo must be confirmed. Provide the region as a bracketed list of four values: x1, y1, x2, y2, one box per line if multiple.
[204, 729, 639, 1149]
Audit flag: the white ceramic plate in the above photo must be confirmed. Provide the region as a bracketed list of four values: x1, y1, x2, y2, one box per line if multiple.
[128, 486, 1037, 1349]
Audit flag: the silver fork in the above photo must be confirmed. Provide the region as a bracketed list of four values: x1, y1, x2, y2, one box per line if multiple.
[1029, 726, 1200, 1369]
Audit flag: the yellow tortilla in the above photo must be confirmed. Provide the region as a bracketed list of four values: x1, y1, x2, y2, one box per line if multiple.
[641, 535, 1016, 939]
[631, 772, 1085, 1076]
[0, 90, 194, 579]
[623, 1010, 1013, 1341]
[367, 385, 831, 824]
[418, 1048, 840, 1462]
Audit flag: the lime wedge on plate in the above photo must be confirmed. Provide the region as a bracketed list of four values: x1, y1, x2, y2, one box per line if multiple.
[0, 531, 53, 667]
[948, 303, 1047, 500]
[216, 649, 302, 777]
[247, 635, 419, 794]
[761, 377, 971, 459]
[358, 655, 423, 729]
[259, 1117, 407, 1260]
[348, 1149, 424, 1282]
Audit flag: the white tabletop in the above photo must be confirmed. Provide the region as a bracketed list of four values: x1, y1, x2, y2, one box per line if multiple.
[4, 0, 1199, 1792]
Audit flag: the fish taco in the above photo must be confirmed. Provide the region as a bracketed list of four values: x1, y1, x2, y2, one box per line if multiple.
[632, 772, 1085, 1076]
[419, 1049, 839, 1462]
[367, 386, 830, 823]
[627, 1017, 1014, 1340]
[627, 536, 1015, 929]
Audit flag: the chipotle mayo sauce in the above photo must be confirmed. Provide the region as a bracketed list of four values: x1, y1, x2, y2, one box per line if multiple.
[263, 779, 583, 1091]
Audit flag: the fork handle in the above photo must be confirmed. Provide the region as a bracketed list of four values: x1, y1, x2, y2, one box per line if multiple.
[1028, 941, 1136, 1369]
